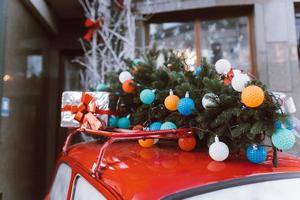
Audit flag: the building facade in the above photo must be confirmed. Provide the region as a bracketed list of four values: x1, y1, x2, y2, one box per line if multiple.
[0, 0, 300, 199]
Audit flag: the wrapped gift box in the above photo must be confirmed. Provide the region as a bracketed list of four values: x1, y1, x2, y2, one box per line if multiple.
[61, 91, 117, 129]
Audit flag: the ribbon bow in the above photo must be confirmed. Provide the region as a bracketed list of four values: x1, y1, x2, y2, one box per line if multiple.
[83, 18, 102, 42]
[62, 93, 103, 130]
[223, 68, 234, 85]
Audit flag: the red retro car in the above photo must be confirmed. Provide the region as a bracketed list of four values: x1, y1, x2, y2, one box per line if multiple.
[45, 128, 300, 200]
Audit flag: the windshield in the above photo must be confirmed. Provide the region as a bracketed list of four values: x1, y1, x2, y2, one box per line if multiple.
[185, 178, 300, 200]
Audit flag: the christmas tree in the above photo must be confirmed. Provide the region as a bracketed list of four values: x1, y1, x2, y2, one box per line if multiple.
[104, 47, 296, 165]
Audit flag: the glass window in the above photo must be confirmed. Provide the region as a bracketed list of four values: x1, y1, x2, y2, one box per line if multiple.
[295, 13, 300, 59]
[185, 178, 300, 200]
[201, 17, 250, 72]
[149, 22, 196, 66]
[50, 163, 72, 200]
[72, 175, 106, 200]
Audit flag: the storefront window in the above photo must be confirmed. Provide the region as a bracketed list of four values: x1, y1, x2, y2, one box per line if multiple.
[148, 16, 252, 72]
[201, 17, 250, 72]
[149, 22, 196, 66]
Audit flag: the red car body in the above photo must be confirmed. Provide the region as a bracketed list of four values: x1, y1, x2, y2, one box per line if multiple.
[45, 140, 300, 200]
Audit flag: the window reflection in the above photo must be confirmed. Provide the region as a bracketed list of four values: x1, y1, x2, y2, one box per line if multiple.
[149, 22, 196, 66]
[201, 17, 250, 72]
[26, 55, 43, 78]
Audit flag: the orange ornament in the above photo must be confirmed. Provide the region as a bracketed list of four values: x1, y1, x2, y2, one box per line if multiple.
[122, 80, 135, 93]
[241, 85, 264, 108]
[133, 124, 144, 130]
[164, 95, 180, 111]
[138, 139, 154, 148]
[178, 137, 196, 151]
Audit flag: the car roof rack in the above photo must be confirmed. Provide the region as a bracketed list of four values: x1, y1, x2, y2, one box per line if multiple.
[62, 127, 195, 179]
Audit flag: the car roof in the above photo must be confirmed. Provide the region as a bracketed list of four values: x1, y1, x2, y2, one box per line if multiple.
[64, 141, 300, 200]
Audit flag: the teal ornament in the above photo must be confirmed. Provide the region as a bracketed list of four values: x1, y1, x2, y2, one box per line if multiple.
[108, 116, 118, 128]
[133, 59, 142, 66]
[140, 89, 155, 104]
[246, 145, 267, 164]
[272, 128, 296, 150]
[177, 92, 195, 116]
[117, 117, 131, 129]
[160, 122, 177, 130]
[149, 122, 162, 131]
[96, 83, 108, 91]
[193, 66, 203, 77]
[275, 120, 282, 129]
[286, 118, 294, 130]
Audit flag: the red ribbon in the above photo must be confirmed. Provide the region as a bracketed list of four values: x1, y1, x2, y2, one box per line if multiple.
[223, 68, 234, 85]
[61, 92, 116, 130]
[83, 18, 102, 42]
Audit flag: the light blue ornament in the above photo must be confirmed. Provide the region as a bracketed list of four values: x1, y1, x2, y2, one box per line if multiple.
[96, 83, 108, 91]
[108, 116, 118, 128]
[275, 120, 282, 129]
[133, 59, 142, 66]
[117, 117, 131, 129]
[149, 122, 162, 131]
[140, 89, 155, 104]
[177, 92, 195, 116]
[246, 145, 267, 164]
[193, 66, 203, 77]
[272, 128, 296, 150]
[285, 117, 294, 130]
[160, 122, 177, 130]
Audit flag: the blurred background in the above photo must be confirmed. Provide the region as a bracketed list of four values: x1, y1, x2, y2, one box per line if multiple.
[1, 0, 300, 199]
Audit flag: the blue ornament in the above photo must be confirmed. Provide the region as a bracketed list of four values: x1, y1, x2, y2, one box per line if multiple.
[149, 122, 162, 131]
[275, 120, 282, 129]
[117, 117, 131, 129]
[272, 128, 296, 150]
[140, 89, 155, 104]
[160, 122, 177, 130]
[96, 83, 108, 91]
[177, 93, 195, 116]
[108, 116, 118, 128]
[246, 145, 267, 164]
[193, 66, 203, 77]
[285, 117, 294, 130]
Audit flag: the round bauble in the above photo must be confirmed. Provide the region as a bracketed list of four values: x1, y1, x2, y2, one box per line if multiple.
[149, 122, 162, 131]
[231, 73, 250, 92]
[215, 59, 231, 74]
[177, 97, 195, 116]
[193, 67, 203, 77]
[209, 136, 229, 162]
[160, 122, 177, 130]
[272, 128, 296, 150]
[96, 83, 108, 91]
[133, 124, 144, 130]
[133, 58, 142, 66]
[275, 120, 282, 129]
[108, 116, 118, 128]
[138, 139, 154, 148]
[164, 94, 180, 111]
[246, 145, 267, 164]
[122, 80, 135, 93]
[140, 89, 155, 104]
[119, 71, 133, 83]
[117, 117, 131, 129]
[202, 93, 218, 109]
[178, 137, 196, 151]
[241, 85, 264, 108]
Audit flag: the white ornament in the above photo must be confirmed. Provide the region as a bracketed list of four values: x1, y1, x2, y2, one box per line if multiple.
[233, 69, 241, 76]
[119, 71, 133, 83]
[154, 139, 159, 144]
[202, 93, 218, 109]
[215, 59, 231, 74]
[231, 73, 250, 92]
[209, 136, 229, 161]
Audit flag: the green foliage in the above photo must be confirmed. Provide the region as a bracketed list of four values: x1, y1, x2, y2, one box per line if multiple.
[106, 47, 286, 152]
